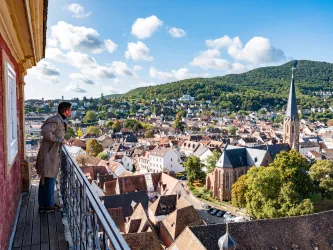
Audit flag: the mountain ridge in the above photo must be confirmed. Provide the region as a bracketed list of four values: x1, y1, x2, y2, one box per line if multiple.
[107, 60, 333, 111]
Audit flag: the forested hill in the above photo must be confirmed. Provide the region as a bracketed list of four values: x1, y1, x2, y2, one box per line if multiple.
[115, 60, 333, 111]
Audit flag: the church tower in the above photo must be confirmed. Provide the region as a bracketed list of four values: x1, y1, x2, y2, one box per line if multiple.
[283, 67, 299, 151]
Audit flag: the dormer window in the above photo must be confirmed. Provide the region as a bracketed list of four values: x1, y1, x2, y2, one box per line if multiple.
[254, 157, 258, 163]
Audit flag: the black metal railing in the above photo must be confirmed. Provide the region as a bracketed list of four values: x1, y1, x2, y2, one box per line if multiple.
[58, 146, 130, 250]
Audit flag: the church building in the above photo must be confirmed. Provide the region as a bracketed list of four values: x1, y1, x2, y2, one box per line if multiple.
[283, 68, 300, 151]
[206, 69, 298, 201]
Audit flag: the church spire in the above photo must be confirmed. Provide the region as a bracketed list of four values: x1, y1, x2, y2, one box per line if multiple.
[286, 67, 298, 120]
[283, 65, 300, 152]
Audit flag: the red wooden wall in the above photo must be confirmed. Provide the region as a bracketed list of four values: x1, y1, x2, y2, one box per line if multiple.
[0, 33, 22, 250]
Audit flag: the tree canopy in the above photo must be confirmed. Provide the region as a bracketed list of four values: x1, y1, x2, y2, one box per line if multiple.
[64, 127, 75, 140]
[86, 139, 103, 157]
[183, 156, 206, 183]
[86, 126, 101, 135]
[83, 111, 97, 123]
[310, 160, 333, 199]
[206, 150, 221, 174]
[97, 152, 108, 160]
[232, 150, 315, 219]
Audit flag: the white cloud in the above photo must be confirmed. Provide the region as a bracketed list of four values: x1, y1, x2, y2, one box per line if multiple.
[228, 36, 286, 65]
[69, 73, 94, 84]
[205, 35, 285, 65]
[111, 61, 133, 76]
[27, 61, 60, 83]
[191, 49, 232, 71]
[168, 27, 186, 38]
[149, 67, 203, 81]
[206, 35, 242, 50]
[102, 85, 119, 94]
[125, 41, 153, 61]
[46, 48, 115, 79]
[66, 82, 87, 93]
[105, 39, 118, 53]
[192, 35, 285, 74]
[114, 79, 122, 85]
[149, 67, 174, 81]
[131, 15, 163, 39]
[134, 65, 143, 72]
[63, 4, 91, 18]
[49, 21, 105, 54]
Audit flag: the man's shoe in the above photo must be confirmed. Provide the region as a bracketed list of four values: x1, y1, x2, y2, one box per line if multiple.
[45, 205, 61, 213]
[38, 206, 45, 213]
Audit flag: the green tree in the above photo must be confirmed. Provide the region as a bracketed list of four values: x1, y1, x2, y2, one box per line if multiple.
[112, 120, 121, 132]
[228, 125, 236, 136]
[86, 139, 103, 157]
[64, 127, 76, 140]
[83, 111, 97, 123]
[231, 175, 248, 209]
[173, 119, 184, 131]
[232, 150, 315, 219]
[86, 126, 101, 135]
[105, 120, 114, 128]
[77, 128, 83, 138]
[270, 150, 313, 198]
[97, 152, 108, 160]
[144, 130, 154, 138]
[183, 156, 205, 184]
[310, 160, 333, 199]
[206, 150, 221, 173]
[124, 119, 142, 131]
[258, 109, 266, 116]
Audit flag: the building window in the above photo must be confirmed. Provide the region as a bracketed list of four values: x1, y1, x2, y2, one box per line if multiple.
[286, 125, 289, 133]
[234, 171, 237, 182]
[4, 61, 18, 170]
[292, 126, 294, 133]
[254, 157, 258, 163]
[226, 172, 230, 190]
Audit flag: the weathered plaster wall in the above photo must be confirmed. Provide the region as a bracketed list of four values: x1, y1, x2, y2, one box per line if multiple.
[0, 33, 22, 250]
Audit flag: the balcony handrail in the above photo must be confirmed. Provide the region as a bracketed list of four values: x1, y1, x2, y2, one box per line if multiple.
[60, 145, 130, 250]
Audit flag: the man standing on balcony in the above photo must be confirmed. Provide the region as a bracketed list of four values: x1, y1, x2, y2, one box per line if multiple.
[36, 102, 71, 212]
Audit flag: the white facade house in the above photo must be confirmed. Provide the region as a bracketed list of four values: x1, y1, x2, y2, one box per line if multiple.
[299, 142, 320, 156]
[179, 95, 195, 102]
[148, 148, 183, 173]
[138, 152, 150, 174]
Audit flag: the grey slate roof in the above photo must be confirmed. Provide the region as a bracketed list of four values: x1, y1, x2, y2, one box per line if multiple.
[188, 209, 333, 250]
[101, 191, 149, 217]
[192, 146, 209, 157]
[286, 71, 298, 120]
[217, 144, 290, 168]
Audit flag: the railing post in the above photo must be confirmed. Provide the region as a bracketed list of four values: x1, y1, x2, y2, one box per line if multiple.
[58, 146, 130, 250]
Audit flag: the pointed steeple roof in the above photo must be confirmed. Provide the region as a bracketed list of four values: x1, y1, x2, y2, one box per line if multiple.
[286, 67, 298, 120]
[218, 223, 236, 250]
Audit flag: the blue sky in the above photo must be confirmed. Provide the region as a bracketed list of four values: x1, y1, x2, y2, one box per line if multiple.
[25, 0, 333, 100]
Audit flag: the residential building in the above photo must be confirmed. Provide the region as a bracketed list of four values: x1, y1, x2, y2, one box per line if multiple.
[299, 142, 320, 156]
[149, 147, 183, 173]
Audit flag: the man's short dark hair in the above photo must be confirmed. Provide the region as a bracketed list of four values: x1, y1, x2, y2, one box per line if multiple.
[58, 102, 72, 114]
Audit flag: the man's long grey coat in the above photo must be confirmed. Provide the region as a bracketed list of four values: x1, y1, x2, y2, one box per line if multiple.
[36, 113, 66, 178]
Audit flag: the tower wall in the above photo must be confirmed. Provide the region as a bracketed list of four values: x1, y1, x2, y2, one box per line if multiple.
[283, 118, 299, 151]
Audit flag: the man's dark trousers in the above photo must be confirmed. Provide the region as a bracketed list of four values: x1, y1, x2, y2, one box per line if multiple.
[38, 177, 56, 207]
